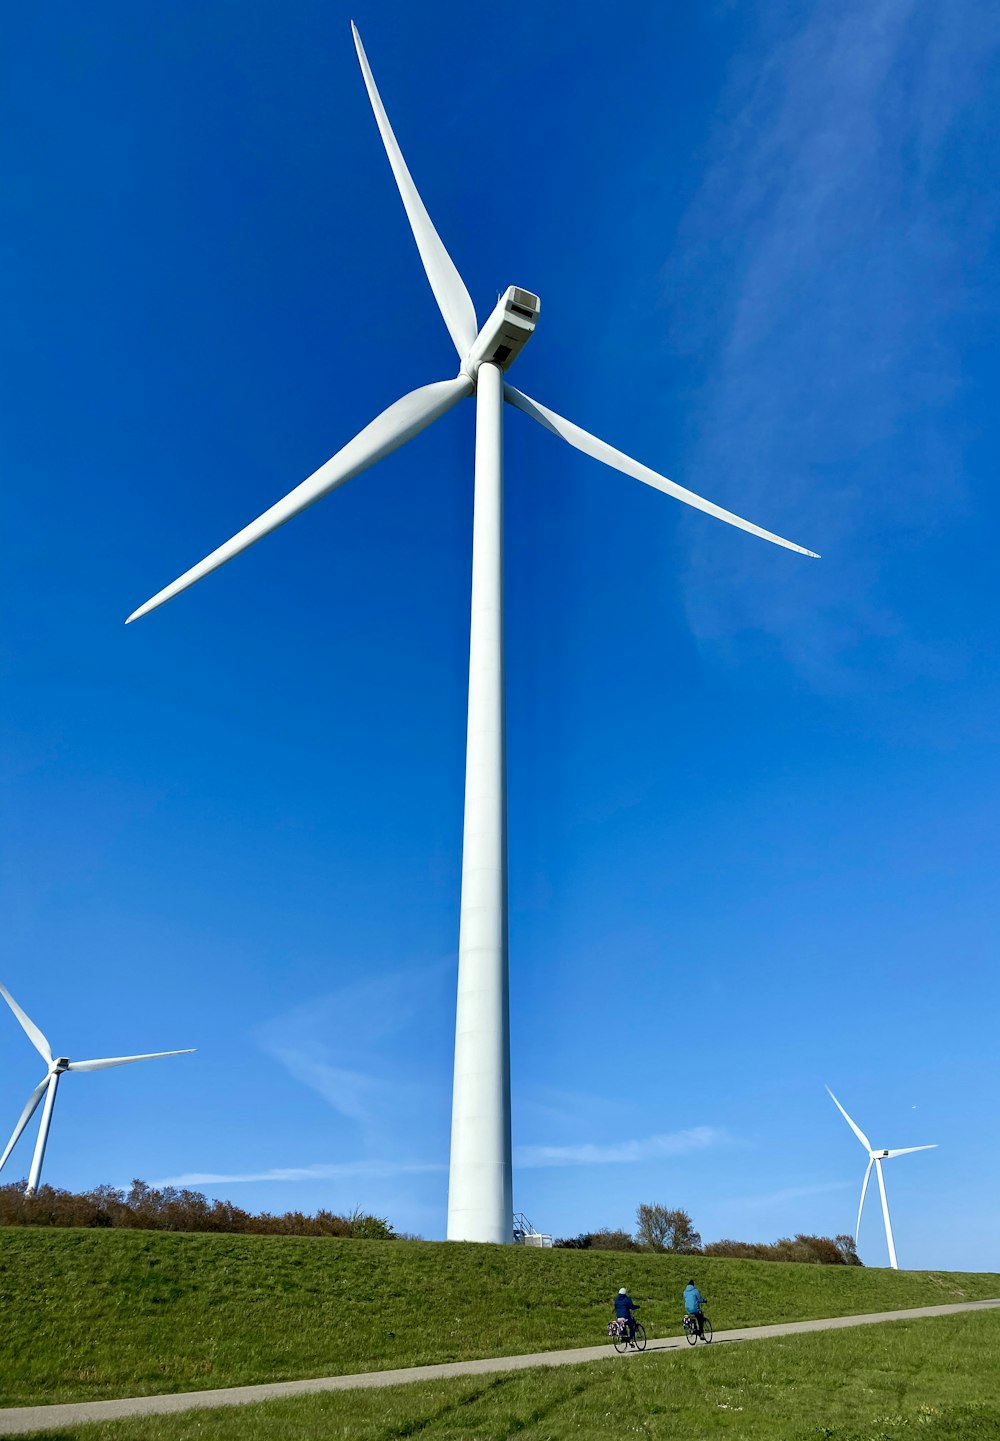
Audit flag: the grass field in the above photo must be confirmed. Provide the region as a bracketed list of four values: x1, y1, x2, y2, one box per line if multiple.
[1, 1228, 998, 1408]
[16, 1310, 1000, 1440]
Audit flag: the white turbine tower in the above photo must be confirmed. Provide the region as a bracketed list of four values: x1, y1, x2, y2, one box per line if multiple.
[127, 24, 818, 1244]
[0, 982, 194, 1195]
[827, 1086, 936, 1270]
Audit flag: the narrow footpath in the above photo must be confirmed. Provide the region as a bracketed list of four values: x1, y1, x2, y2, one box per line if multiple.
[2, 1298, 998, 1437]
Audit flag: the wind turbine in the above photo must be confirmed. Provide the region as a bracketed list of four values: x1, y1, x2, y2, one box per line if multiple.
[0, 982, 194, 1195]
[126, 23, 818, 1244]
[826, 1086, 936, 1269]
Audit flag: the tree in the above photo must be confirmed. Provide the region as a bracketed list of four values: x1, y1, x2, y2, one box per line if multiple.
[835, 1233, 863, 1266]
[635, 1204, 702, 1253]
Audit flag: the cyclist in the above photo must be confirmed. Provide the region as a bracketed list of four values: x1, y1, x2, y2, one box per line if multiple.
[614, 1287, 638, 1344]
[683, 1279, 706, 1339]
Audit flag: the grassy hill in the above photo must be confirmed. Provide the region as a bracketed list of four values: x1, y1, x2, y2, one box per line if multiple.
[17, 1310, 1000, 1441]
[1, 1227, 997, 1407]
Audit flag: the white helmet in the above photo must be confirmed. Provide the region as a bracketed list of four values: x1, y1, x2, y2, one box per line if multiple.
[618, 1287, 627, 1294]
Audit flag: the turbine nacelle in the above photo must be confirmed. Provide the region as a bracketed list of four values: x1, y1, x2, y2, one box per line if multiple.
[463, 287, 540, 380]
[52, 1058, 71, 1074]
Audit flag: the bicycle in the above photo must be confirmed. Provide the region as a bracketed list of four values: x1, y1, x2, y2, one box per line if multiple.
[682, 1313, 713, 1345]
[608, 1315, 647, 1353]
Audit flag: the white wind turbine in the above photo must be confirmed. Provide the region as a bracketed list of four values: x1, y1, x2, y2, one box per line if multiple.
[827, 1086, 936, 1269]
[0, 982, 194, 1195]
[127, 23, 818, 1244]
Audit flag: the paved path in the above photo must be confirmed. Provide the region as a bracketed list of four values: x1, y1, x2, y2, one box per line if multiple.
[2, 1298, 998, 1436]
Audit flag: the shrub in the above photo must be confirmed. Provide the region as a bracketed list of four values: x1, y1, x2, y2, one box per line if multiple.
[588, 1228, 640, 1251]
[552, 1228, 639, 1252]
[345, 1208, 397, 1241]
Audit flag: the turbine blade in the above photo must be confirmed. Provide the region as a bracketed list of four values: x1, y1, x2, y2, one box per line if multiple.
[352, 24, 478, 361]
[504, 385, 819, 558]
[67, 1049, 195, 1073]
[826, 1086, 873, 1152]
[883, 1144, 938, 1159]
[127, 375, 473, 623]
[0, 982, 52, 1063]
[0, 1078, 49, 1173]
[856, 1156, 873, 1241]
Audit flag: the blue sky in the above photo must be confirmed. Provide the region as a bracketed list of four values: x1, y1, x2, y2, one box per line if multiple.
[3, 0, 999, 1269]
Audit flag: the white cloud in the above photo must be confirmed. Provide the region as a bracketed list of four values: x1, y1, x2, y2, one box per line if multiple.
[160, 1129, 729, 1187]
[515, 1125, 724, 1169]
[158, 1128, 725, 1186]
[153, 1159, 445, 1187]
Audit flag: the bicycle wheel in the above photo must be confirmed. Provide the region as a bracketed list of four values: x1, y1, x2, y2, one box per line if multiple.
[701, 1316, 713, 1344]
[632, 1322, 647, 1352]
[613, 1328, 630, 1355]
[684, 1318, 697, 1346]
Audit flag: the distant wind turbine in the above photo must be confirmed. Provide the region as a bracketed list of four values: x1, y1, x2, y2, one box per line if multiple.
[126, 22, 818, 1244]
[0, 982, 194, 1195]
[826, 1085, 936, 1269]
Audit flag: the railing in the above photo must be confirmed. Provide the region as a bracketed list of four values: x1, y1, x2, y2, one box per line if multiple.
[512, 1212, 553, 1246]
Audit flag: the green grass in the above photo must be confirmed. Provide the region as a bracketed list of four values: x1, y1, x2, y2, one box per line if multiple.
[1, 1226, 997, 1407]
[17, 1310, 1000, 1440]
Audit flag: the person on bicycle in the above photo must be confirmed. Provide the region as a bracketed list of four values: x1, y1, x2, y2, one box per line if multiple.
[683, 1279, 706, 1339]
[614, 1287, 637, 1343]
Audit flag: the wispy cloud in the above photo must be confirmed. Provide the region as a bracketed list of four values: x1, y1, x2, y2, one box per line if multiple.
[253, 963, 452, 1144]
[263, 1052, 387, 1130]
[724, 1178, 854, 1211]
[515, 1125, 724, 1169]
[153, 1160, 446, 1187]
[161, 1125, 727, 1186]
[516, 1085, 646, 1135]
[667, 0, 1000, 690]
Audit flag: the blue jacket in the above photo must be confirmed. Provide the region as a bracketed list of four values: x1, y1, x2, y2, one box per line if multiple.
[614, 1292, 635, 1318]
[684, 1284, 704, 1314]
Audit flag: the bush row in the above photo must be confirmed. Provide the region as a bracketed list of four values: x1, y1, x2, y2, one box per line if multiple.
[554, 1204, 862, 1265]
[0, 1179, 396, 1238]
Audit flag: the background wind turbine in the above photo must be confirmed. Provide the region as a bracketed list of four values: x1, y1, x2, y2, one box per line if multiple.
[0, 982, 194, 1196]
[127, 23, 818, 1244]
[827, 1085, 936, 1269]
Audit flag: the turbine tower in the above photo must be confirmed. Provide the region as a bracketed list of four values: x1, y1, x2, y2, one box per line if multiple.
[0, 982, 194, 1195]
[127, 24, 818, 1244]
[827, 1086, 936, 1269]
